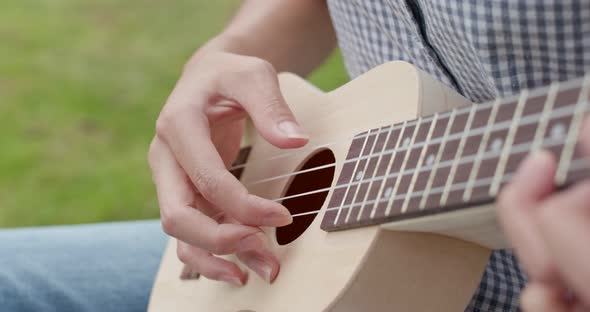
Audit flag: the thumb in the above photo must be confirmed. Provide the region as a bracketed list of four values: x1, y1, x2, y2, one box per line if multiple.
[220, 58, 309, 149]
[247, 90, 309, 149]
[496, 150, 558, 280]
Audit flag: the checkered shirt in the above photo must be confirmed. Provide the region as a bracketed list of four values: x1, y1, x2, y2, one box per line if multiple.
[326, 0, 590, 311]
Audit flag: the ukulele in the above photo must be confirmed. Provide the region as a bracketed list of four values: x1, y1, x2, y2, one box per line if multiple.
[149, 61, 590, 311]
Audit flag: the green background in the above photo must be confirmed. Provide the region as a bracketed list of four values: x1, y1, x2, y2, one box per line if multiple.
[0, 0, 348, 227]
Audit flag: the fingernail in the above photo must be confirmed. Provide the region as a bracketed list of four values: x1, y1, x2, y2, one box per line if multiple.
[264, 208, 293, 226]
[238, 232, 266, 252]
[278, 121, 309, 139]
[220, 274, 244, 287]
[247, 258, 274, 283]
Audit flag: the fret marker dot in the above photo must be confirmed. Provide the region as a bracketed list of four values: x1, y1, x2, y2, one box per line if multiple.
[402, 137, 411, 147]
[490, 138, 503, 153]
[550, 123, 566, 141]
[355, 171, 364, 181]
[426, 154, 435, 166]
[384, 187, 393, 198]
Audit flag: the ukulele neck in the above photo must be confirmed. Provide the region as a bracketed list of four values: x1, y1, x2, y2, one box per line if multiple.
[321, 76, 590, 232]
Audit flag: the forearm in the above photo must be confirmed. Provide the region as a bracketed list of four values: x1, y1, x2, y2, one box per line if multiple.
[189, 0, 336, 76]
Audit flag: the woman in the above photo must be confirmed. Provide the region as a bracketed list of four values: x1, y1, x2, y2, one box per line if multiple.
[2, 1, 589, 311]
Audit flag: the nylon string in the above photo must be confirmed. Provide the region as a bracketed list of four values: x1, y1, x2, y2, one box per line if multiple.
[242, 102, 587, 187]
[288, 157, 590, 218]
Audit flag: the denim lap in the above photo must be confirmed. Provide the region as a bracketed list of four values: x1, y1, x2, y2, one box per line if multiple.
[0, 220, 167, 312]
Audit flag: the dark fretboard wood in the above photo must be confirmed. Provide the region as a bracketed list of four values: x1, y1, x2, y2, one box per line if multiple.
[321, 76, 590, 232]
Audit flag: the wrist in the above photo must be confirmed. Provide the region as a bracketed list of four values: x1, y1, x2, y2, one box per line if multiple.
[185, 33, 248, 71]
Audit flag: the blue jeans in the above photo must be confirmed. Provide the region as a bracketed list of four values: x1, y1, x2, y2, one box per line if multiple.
[0, 220, 524, 311]
[0, 220, 167, 312]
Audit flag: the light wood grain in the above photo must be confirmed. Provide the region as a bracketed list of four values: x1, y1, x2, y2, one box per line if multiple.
[148, 61, 492, 311]
[382, 204, 507, 250]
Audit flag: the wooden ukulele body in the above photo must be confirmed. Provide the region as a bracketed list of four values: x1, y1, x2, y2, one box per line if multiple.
[149, 61, 495, 311]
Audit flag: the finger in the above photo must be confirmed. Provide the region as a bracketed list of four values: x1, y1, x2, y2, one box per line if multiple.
[214, 212, 282, 283]
[149, 138, 264, 254]
[177, 241, 246, 287]
[497, 150, 558, 278]
[148, 137, 195, 214]
[236, 233, 281, 283]
[580, 117, 590, 156]
[210, 118, 245, 167]
[217, 55, 309, 148]
[156, 110, 292, 227]
[521, 282, 570, 312]
[536, 181, 590, 307]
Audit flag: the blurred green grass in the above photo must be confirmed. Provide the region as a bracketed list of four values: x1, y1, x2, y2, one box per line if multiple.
[0, 0, 348, 227]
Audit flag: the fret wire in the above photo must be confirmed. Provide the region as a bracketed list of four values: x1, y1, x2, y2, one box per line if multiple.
[336, 157, 590, 216]
[292, 157, 590, 219]
[384, 118, 422, 216]
[419, 110, 457, 209]
[401, 113, 439, 213]
[344, 129, 379, 223]
[247, 100, 582, 185]
[555, 75, 590, 185]
[353, 172, 504, 214]
[276, 131, 576, 203]
[531, 82, 560, 151]
[369, 122, 408, 219]
[333, 130, 372, 225]
[356, 125, 395, 221]
[463, 99, 501, 201]
[489, 90, 529, 196]
[440, 104, 477, 206]
[359, 103, 576, 163]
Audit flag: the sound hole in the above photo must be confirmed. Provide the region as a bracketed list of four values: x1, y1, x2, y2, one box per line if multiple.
[276, 149, 335, 245]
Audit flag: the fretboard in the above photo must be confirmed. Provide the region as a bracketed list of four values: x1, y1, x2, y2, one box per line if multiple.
[321, 76, 590, 232]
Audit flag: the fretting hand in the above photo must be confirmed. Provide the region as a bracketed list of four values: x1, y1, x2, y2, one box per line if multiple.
[497, 119, 590, 311]
[148, 51, 308, 286]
